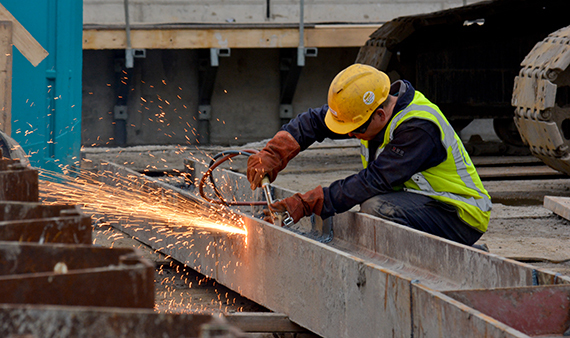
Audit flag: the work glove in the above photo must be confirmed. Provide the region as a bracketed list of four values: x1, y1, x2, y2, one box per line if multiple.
[267, 186, 324, 224]
[247, 131, 300, 190]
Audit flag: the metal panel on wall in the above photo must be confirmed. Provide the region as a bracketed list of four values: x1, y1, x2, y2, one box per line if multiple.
[4, 0, 82, 171]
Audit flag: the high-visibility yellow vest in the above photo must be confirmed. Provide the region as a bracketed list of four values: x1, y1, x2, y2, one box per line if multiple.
[360, 91, 491, 233]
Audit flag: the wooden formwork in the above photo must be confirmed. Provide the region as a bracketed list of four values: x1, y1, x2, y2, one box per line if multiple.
[97, 160, 570, 338]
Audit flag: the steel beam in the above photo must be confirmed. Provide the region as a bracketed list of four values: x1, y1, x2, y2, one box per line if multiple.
[0, 215, 92, 244]
[0, 303, 239, 338]
[225, 312, 308, 333]
[443, 284, 570, 336]
[0, 159, 38, 202]
[0, 241, 155, 308]
[0, 201, 79, 220]
[0, 202, 92, 244]
[97, 160, 570, 337]
[412, 284, 529, 338]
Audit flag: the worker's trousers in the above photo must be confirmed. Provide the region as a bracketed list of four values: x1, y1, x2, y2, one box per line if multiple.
[360, 191, 483, 245]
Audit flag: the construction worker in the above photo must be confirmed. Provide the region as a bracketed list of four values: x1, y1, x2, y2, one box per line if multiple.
[247, 63, 491, 246]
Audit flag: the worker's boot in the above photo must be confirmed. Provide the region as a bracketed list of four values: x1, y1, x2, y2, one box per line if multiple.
[472, 243, 489, 252]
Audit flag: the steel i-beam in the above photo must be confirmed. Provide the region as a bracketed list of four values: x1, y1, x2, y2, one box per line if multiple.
[0, 241, 155, 309]
[97, 160, 570, 338]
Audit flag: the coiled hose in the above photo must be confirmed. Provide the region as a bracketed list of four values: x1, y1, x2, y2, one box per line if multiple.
[198, 149, 268, 206]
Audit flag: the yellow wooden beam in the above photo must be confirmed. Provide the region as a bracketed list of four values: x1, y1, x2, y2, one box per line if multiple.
[0, 4, 48, 67]
[0, 21, 12, 135]
[83, 25, 378, 50]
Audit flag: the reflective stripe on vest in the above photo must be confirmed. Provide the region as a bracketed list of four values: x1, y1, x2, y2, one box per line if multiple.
[360, 140, 369, 168]
[359, 92, 491, 232]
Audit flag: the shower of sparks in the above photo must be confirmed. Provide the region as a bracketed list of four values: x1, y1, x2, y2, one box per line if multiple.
[17, 78, 253, 314]
[38, 167, 247, 236]
[37, 165, 251, 315]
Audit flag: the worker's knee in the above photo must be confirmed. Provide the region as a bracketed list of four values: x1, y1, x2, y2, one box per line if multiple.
[360, 196, 407, 224]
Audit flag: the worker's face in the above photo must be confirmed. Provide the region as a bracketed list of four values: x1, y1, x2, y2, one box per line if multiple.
[348, 109, 388, 140]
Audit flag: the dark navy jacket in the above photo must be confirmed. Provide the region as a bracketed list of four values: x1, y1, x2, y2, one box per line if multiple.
[281, 80, 448, 219]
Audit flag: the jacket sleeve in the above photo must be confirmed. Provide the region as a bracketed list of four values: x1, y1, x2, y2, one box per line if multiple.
[320, 119, 447, 219]
[281, 104, 351, 150]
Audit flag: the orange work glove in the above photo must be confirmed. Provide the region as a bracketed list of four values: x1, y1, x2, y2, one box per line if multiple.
[247, 131, 300, 190]
[269, 186, 324, 224]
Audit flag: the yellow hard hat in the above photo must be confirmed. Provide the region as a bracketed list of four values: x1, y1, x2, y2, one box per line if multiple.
[325, 64, 390, 134]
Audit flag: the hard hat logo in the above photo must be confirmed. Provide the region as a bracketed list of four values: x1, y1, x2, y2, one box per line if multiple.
[324, 64, 391, 134]
[363, 91, 375, 105]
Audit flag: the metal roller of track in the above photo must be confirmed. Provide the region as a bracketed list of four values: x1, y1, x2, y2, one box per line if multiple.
[513, 25, 570, 175]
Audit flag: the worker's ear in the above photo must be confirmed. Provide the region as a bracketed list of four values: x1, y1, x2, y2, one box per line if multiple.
[376, 108, 386, 121]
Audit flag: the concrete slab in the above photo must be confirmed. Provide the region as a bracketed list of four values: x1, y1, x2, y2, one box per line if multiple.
[83, 0, 479, 25]
[491, 203, 552, 219]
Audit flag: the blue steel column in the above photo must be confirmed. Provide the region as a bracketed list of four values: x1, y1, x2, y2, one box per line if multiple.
[5, 0, 83, 172]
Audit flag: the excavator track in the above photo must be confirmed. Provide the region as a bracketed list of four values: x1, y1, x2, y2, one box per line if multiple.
[513, 25, 570, 175]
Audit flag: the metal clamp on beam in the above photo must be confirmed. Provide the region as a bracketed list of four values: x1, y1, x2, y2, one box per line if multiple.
[297, 47, 318, 67]
[279, 104, 293, 119]
[210, 48, 231, 67]
[304, 47, 318, 58]
[198, 105, 212, 121]
[133, 49, 146, 58]
[114, 105, 128, 120]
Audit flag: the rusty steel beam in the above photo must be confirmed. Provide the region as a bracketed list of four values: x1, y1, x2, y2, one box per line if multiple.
[0, 303, 241, 338]
[0, 165, 93, 244]
[225, 312, 308, 333]
[0, 201, 77, 219]
[0, 213, 92, 244]
[0, 160, 38, 202]
[444, 284, 570, 336]
[98, 161, 570, 337]
[0, 241, 154, 308]
[412, 284, 529, 338]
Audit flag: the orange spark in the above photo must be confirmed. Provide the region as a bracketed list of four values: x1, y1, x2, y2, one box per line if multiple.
[38, 168, 247, 237]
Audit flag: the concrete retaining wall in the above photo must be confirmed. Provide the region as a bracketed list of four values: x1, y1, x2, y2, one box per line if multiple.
[84, 0, 481, 25]
[82, 47, 359, 146]
[81, 0, 481, 147]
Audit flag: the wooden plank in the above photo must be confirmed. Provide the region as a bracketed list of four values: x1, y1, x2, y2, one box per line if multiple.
[82, 25, 377, 50]
[225, 312, 309, 333]
[306, 25, 377, 48]
[0, 21, 11, 135]
[0, 3, 48, 67]
[544, 195, 570, 221]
